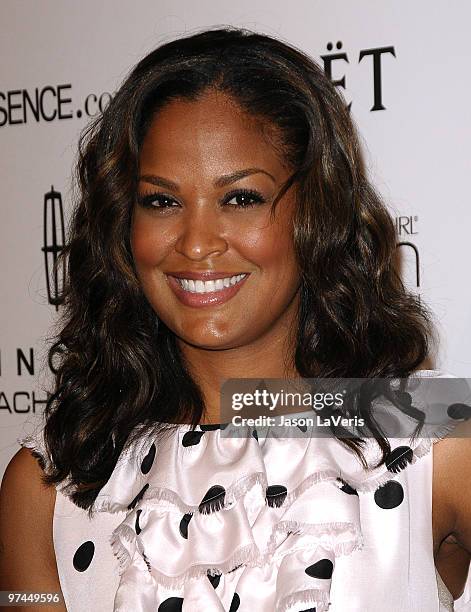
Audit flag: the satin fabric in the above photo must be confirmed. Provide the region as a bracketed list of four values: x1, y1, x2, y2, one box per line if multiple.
[17, 370, 471, 611]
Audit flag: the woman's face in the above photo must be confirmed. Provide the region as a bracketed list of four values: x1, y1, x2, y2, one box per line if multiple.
[131, 89, 301, 350]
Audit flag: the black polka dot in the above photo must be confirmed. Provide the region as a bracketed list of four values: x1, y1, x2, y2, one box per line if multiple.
[385, 446, 413, 474]
[73, 541, 95, 572]
[252, 429, 258, 441]
[141, 443, 156, 474]
[447, 403, 471, 420]
[266, 485, 288, 507]
[374, 480, 404, 509]
[299, 608, 316, 612]
[158, 597, 183, 611]
[200, 424, 221, 431]
[179, 513, 192, 539]
[229, 593, 240, 611]
[135, 509, 142, 535]
[182, 431, 205, 447]
[297, 423, 307, 433]
[127, 483, 149, 510]
[199, 485, 226, 514]
[337, 478, 358, 496]
[207, 569, 221, 588]
[305, 558, 334, 579]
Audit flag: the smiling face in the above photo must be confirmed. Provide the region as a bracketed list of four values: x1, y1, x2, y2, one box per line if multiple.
[131, 89, 301, 352]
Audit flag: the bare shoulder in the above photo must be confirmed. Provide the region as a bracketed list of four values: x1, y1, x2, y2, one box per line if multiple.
[432, 421, 471, 598]
[1, 445, 57, 506]
[434, 421, 471, 538]
[0, 447, 65, 608]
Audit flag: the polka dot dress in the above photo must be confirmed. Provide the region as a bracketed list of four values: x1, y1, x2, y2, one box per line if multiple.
[17, 370, 471, 612]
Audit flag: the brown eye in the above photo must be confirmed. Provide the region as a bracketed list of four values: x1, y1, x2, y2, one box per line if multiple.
[223, 189, 266, 208]
[137, 193, 179, 209]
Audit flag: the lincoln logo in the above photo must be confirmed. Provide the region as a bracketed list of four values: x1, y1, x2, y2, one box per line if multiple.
[42, 186, 65, 309]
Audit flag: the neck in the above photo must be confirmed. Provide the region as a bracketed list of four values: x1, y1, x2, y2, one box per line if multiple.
[177, 317, 299, 424]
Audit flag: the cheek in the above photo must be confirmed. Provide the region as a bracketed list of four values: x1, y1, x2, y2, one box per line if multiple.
[130, 214, 169, 269]
[240, 214, 297, 273]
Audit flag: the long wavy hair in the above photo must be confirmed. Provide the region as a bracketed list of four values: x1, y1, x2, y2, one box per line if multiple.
[37, 26, 433, 513]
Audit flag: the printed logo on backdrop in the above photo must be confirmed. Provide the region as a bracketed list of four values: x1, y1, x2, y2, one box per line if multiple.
[0, 85, 112, 126]
[0, 43, 396, 127]
[321, 42, 396, 111]
[42, 187, 66, 311]
[0, 186, 66, 416]
[395, 215, 420, 293]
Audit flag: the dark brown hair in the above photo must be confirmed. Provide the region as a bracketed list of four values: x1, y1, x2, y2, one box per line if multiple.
[37, 26, 433, 514]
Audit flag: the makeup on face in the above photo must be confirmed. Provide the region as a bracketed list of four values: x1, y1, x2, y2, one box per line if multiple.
[131, 90, 301, 350]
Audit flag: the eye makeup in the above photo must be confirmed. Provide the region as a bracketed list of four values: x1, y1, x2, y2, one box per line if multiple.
[136, 187, 268, 211]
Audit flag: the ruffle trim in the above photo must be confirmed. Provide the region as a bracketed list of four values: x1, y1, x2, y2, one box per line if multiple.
[88, 413, 463, 516]
[349, 418, 462, 493]
[110, 509, 360, 612]
[104, 443, 364, 610]
[17, 430, 75, 496]
[109, 499, 363, 586]
[18, 431, 50, 470]
[92, 465, 347, 515]
[23, 417, 455, 513]
[264, 521, 363, 559]
[279, 588, 330, 612]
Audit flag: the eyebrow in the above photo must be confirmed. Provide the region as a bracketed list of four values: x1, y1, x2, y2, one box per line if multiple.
[139, 168, 276, 191]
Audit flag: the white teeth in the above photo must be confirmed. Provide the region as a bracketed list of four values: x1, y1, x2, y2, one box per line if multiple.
[176, 273, 247, 293]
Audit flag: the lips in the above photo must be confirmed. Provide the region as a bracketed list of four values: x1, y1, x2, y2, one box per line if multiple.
[167, 270, 249, 281]
[166, 272, 250, 308]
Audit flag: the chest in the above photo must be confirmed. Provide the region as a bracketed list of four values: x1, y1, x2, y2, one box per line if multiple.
[52, 452, 445, 612]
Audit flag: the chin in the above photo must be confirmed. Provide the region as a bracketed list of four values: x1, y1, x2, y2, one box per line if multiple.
[173, 317, 232, 342]
[180, 333, 238, 351]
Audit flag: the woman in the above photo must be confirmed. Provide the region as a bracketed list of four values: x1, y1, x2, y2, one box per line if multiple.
[1, 26, 470, 612]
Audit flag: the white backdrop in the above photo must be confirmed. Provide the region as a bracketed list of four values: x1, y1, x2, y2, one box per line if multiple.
[1, 1, 470, 481]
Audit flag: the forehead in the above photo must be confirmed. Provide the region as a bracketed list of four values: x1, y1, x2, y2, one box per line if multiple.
[138, 90, 287, 175]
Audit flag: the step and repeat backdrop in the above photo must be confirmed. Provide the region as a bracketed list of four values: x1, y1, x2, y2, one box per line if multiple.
[1, 1, 470, 478]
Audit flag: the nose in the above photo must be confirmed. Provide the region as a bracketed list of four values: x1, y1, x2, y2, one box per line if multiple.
[174, 204, 229, 261]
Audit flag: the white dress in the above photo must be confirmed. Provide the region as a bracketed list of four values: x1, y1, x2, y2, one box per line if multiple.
[18, 370, 471, 612]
